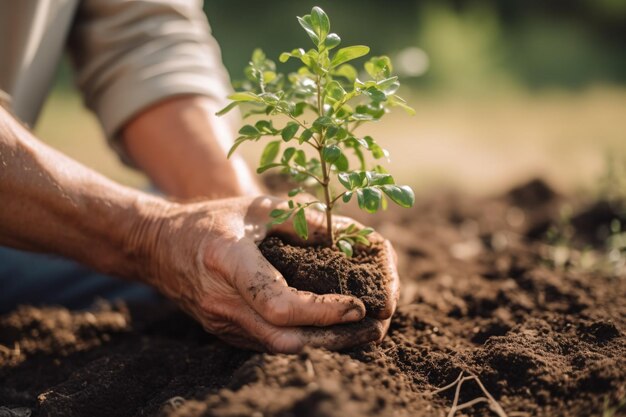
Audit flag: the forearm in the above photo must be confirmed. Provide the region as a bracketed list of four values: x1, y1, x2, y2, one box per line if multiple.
[0, 106, 169, 281]
[121, 95, 263, 200]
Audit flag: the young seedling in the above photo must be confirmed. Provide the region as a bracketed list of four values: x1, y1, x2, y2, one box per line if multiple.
[218, 6, 415, 256]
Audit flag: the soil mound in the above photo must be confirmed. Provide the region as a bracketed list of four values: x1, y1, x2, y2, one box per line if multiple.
[259, 237, 388, 316]
[1, 181, 624, 417]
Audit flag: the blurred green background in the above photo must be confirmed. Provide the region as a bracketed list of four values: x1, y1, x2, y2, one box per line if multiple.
[39, 0, 626, 196]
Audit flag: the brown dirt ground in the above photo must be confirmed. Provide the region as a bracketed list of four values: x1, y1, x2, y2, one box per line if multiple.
[1, 180, 625, 417]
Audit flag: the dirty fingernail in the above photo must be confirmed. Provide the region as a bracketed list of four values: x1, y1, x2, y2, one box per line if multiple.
[342, 307, 364, 322]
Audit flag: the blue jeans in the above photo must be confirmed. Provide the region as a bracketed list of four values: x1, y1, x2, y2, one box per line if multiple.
[0, 246, 159, 314]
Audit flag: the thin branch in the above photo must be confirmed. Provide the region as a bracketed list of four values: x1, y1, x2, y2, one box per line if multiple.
[469, 373, 509, 417]
[447, 375, 466, 417]
[286, 113, 308, 130]
[426, 372, 464, 396]
[350, 120, 365, 133]
[455, 397, 489, 412]
[329, 191, 348, 207]
[292, 167, 324, 186]
[426, 371, 512, 417]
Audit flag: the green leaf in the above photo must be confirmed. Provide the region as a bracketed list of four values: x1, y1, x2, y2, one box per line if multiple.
[288, 188, 303, 197]
[299, 129, 313, 144]
[337, 239, 353, 257]
[374, 164, 388, 174]
[255, 120, 276, 134]
[256, 163, 283, 174]
[345, 136, 368, 170]
[333, 64, 358, 83]
[297, 15, 320, 45]
[338, 172, 352, 189]
[364, 56, 393, 80]
[281, 122, 299, 141]
[239, 125, 260, 137]
[270, 209, 286, 218]
[389, 95, 416, 115]
[364, 136, 388, 159]
[339, 171, 366, 190]
[356, 103, 385, 119]
[268, 209, 292, 226]
[216, 101, 239, 116]
[351, 113, 375, 121]
[322, 145, 341, 163]
[342, 191, 353, 203]
[300, 50, 322, 74]
[357, 187, 383, 213]
[227, 136, 251, 158]
[364, 86, 387, 102]
[325, 125, 339, 139]
[279, 48, 306, 63]
[251, 48, 266, 67]
[325, 81, 346, 102]
[293, 208, 308, 240]
[354, 235, 371, 246]
[310, 6, 330, 42]
[334, 153, 349, 172]
[331, 45, 370, 68]
[282, 147, 296, 163]
[377, 76, 399, 90]
[260, 141, 281, 166]
[262, 71, 277, 84]
[312, 116, 333, 131]
[366, 171, 394, 186]
[344, 223, 357, 234]
[294, 150, 307, 166]
[393, 100, 416, 116]
[381, 185, 415, 208]
[228, 92, 263, 103]
[359, 227, 375, 236]
[324, 33, 341, 49]
[291, 102, 307, 117]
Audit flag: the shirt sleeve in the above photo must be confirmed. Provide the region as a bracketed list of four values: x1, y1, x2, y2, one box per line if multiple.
[67, 0, 233, 163]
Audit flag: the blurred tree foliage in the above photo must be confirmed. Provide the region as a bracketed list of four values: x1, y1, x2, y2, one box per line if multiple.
[55, 0, 626, 92]
[203, 0, 626, 92]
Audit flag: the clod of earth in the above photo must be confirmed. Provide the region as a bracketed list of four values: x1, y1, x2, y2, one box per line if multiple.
[259, 235, 388, 316]
[0, 180, 624, 417]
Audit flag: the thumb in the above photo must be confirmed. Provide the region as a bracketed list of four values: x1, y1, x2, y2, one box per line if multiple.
[231, 238, 366, 327]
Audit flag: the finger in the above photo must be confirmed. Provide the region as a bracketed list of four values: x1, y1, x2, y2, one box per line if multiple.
[372, 239, 400, 320]
[233, 302, 385, 353]
[233, 239, 366, 327]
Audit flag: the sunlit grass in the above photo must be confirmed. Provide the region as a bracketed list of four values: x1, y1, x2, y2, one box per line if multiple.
[35, 86, 626, 196]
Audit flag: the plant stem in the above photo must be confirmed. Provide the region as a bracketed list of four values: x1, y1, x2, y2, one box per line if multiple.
[320, 157, 334, 245]
[329, 191, 348, 206]
[316, 73, 334, 245]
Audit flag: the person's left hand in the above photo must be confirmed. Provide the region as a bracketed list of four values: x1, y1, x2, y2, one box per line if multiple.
[137, 195, 399, 353]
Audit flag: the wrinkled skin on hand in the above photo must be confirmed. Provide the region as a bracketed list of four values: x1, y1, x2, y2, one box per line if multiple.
[144, 196, 399, 353]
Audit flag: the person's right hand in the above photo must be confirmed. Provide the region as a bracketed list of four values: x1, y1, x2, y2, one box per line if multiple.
[134, 195, 394, 353]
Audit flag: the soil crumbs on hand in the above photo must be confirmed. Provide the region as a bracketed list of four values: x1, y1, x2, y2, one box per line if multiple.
[1, 180, 625, 417]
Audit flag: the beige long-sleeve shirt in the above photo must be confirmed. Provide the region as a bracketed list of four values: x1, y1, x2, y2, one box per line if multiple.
[0, 0, 232, 160]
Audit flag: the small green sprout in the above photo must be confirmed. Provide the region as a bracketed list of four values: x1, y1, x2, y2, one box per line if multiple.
[218, 6, 415, 256]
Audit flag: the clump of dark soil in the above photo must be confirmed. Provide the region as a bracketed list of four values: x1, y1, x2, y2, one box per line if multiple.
[259, 237, 388, 316]
[1, 180, 625, 417]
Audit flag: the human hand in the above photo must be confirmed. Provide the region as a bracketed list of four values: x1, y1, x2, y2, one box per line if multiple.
[138, 196, 399, 353]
